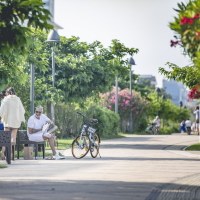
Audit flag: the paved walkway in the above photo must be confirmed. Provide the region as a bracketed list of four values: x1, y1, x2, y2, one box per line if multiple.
[0, 133, 200, 200]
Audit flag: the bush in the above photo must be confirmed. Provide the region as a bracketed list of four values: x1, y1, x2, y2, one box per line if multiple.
[87, 105, 120, 137]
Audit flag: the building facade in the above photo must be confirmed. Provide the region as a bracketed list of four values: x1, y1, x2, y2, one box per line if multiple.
[163, 79, 188, 106]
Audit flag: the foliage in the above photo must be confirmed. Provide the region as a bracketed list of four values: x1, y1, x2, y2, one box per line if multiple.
[147, 91, 190, 121]
[86, 105, 120, 137]
[0, 0, 52, 54]
[52, 101, 120, 138]
[159, 0, 200, 89]
[102, 88, 148, 132]
[55, 103, 82, 138]
[160, 122, 179, 134]
[0, 163, 7, 168]
[185, 143, 200, 151]
[188, 84, 200, 99]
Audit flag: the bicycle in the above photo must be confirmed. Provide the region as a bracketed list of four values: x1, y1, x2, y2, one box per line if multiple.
[71, 112, 101, 159]
[145, 123, 159, 135]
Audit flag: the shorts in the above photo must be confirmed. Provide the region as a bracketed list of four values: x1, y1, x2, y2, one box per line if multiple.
[27, 131, 44, 142]
[196, 119, 199, 124]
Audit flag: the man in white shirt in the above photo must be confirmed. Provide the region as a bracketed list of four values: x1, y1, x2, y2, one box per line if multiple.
[27, 105, 64, 160]
[153, 116, 161, 128]
[185, 119, 192, 135]
[193, 106, 200, 135]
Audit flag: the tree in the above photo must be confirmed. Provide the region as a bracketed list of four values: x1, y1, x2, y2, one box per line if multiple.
[159, 0, 200, 90]
[0, 0, 52, 54]
[0, 0, 53, 91]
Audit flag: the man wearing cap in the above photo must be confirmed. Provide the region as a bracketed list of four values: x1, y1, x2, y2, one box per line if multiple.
[27, 105, 64, 160]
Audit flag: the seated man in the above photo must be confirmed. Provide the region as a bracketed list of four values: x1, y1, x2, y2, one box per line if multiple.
[27, 105, 64, 160]
[185, 119, 192, 135]
[152, 116, 161, 130]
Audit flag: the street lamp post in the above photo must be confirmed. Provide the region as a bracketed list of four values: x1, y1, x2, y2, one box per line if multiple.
[156, 87, 161, 115]
[47, 29, 60, 122]
[115, 75, 118, 113]
[30, 63, 35, 115]
[128, 56, 136, 133]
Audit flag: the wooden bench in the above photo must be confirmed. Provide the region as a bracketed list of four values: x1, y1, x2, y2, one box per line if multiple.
[16, 130, 45, 159]
[0, 130, 12, 164]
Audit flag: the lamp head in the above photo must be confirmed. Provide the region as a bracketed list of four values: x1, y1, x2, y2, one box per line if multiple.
[47, 30, 60, 42]
[128, 57, 136, 65]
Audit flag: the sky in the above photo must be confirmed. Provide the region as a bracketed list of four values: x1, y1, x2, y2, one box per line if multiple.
[54, 0, 191, 87]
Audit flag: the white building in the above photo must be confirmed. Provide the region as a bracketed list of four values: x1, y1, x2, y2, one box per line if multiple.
[163, 79, 188, 106]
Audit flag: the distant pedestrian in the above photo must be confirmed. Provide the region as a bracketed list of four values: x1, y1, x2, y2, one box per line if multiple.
[185, 119, 192, 135]
[193, 106, 200, 135]
[0, 117, 4, 130]
[180, 120, 186, 133]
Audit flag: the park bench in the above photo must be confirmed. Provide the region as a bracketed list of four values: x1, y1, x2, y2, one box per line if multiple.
[16, 130, 45, 159]
[0, 130, 12, 164]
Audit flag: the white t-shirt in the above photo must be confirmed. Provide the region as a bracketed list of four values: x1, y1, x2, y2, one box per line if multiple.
[185, 120, 192, 127]
[27, 114, 50, 134]
[194, 109, 200, 120]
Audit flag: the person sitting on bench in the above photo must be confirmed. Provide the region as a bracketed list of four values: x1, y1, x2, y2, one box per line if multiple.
[27, 105, 64, 160]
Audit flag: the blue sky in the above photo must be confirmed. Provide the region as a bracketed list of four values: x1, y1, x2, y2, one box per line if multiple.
[54, 0, 190, 87]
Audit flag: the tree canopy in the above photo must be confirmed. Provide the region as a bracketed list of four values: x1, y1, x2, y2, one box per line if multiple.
[0, 0, 52, 54]
[159, 0, 200, 89]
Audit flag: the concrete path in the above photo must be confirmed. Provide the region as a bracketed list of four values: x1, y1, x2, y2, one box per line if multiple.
[0, 133, 200, 200]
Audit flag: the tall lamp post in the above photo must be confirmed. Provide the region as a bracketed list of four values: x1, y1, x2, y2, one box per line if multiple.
[47, 29, 60, 122]
[156, 87, 161, 115]
[115, 75, 118, 113]
[128, 56, 136, 132]
[30, 63, 35, 115]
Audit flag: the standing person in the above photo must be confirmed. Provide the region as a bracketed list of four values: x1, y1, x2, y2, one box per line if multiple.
[193, 106, 200, 135]
[180, 120, 186, 133]
[0, 117, 4, 130]
[0, 87, 25, 160]
[27, 105, 64, 160]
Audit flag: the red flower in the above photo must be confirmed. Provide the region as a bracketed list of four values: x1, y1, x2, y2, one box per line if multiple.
[180, 14, 200, 25]
[188, 86, 200, 99]
[180, 17, 194, 25]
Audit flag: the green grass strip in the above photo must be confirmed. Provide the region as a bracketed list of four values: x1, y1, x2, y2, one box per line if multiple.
[185, 143, 200, 151]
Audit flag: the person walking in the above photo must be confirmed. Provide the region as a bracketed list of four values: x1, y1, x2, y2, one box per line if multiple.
[193, 106, 200, 135]
[27, 105, 64, 160]
[0, 87, 25, 160]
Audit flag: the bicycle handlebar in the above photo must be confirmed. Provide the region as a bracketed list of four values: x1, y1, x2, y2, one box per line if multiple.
[77, 112, 98, 124]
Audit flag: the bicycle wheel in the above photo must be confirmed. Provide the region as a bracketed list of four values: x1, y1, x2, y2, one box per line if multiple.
[90, 133, 100, 158]
[71, 135, 90, 159]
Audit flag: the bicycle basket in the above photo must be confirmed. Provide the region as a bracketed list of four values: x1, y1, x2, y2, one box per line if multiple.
[88, 127, 96, 133]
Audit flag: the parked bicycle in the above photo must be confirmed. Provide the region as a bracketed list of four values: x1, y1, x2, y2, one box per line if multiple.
[145, 123, 159, 135]
[71, 112, 101, 159]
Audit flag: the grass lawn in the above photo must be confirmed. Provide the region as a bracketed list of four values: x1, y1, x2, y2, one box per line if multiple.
[0, 163, 7, 168]
[185, 143, 200, 151]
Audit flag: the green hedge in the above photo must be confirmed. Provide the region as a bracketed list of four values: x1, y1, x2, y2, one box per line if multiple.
[87, 105, 120, 137]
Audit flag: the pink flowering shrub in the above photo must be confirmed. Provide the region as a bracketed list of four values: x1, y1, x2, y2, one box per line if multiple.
[188, 84, 200, 99]
[101, 88, 148, 131]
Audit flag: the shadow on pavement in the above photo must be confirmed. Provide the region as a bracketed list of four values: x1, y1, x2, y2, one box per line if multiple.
[101, 143, 187, 150]
[0, 179, 199, 200]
